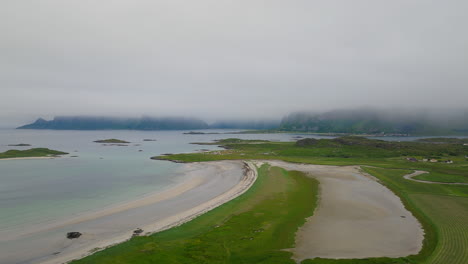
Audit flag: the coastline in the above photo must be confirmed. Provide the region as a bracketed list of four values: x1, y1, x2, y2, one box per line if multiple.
[3, 172, 208, 242]
[35, 161, 257, 264]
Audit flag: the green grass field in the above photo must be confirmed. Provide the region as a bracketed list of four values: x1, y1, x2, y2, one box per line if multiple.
[413, 171, 468, 183]
[0, 148, 68, 159]
[411, 194, 468, 264]
[155, 137, 468, 185]
[71, 165, 320, 264]
[362, 167, 468, 264]
[148, 137, 468, 264]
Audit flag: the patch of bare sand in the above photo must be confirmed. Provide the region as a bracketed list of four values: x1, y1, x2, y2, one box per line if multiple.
[266, 161, 424, 261]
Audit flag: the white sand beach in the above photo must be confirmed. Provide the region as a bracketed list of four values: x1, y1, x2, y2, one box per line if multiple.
[0, 160, 256, 264]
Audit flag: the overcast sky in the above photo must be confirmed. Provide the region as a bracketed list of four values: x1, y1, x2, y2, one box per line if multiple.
[1, 0, 467, 126]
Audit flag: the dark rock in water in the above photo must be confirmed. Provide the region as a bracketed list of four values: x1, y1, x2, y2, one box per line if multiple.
[138, 150, 143, 152]
[143, 139, 157, 141]
[66, 232, 82, 239]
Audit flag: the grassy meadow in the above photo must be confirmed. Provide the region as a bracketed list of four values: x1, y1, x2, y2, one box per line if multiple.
[150, 136, 467, 264]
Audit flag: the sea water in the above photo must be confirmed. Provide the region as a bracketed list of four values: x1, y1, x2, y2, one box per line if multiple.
[0, 129, 312, 238]
[0, 129, 464, 263]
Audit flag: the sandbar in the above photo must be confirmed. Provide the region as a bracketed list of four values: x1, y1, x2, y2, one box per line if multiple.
[266, 161, 424, 261]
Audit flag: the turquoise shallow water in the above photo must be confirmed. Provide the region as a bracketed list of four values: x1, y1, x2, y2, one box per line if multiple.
[0, 129, 314, 236]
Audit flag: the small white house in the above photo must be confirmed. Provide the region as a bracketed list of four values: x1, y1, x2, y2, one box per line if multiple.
[445, 160, 454, 164]
[430, 159, 438, 163]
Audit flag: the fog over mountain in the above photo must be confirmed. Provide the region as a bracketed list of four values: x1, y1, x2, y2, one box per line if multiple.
[1, 1, 468, 127]
[280, 108, 468, 135]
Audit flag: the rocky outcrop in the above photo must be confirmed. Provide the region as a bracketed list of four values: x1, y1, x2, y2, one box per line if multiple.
[66, 232, 82, 239]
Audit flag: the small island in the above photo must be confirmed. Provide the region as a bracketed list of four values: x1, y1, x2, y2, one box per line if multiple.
[7, 143, 32, 146]
[94, 139, 130, 144]
[183, 131, 221, 135]
[0, 148, 68, 159]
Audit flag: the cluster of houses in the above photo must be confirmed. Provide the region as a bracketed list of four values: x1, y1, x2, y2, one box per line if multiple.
[406, 157, 454, 164]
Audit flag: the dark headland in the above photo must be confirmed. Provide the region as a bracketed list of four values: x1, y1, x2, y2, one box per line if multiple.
[17, 116, 209, 130]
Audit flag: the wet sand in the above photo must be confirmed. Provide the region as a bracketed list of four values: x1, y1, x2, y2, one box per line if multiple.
[0, 160, 255, 264]
[266, 161, 424, 261]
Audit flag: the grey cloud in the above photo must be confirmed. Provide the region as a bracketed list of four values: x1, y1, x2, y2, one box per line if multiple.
[1, 0, 467, 126]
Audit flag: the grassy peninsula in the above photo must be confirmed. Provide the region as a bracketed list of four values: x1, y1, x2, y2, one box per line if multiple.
[0, 148, 68, 159]
[150, 136, 467, 264]
[74, 136, 467, 264]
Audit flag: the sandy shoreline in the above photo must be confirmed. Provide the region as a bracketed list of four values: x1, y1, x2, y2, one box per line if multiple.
[266, 161, 424, 261]
[3, 173, 208, 241]
[31, 161, 257, 264]
[0, 156, 56, 161]
[3, 159, 424, 263]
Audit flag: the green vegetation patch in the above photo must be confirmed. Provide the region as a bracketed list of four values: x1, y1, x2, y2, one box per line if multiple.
[154, 137, 468, 185]
[413, 171, 468, 184]
[0, 148, 68, 159]
[152, 137, 468, 263]
[72, 165, 319, 264]
[410, 194, 468, 264]
[94, 139, 130, 143]
[362, 167, 468, 264]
